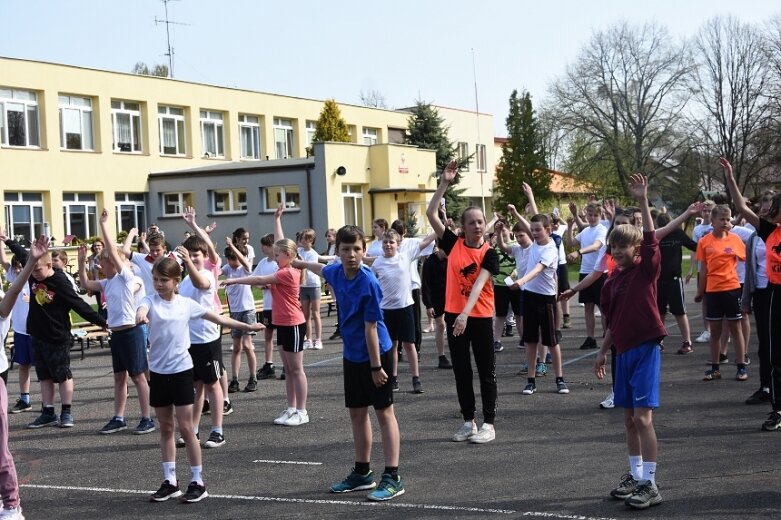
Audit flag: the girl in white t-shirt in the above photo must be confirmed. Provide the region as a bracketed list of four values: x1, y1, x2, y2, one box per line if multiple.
[137, 258, 263, 503]
[251, 233, 279, 379]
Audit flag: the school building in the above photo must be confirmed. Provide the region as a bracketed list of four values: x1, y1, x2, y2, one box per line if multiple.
[0, 56, 496, 244]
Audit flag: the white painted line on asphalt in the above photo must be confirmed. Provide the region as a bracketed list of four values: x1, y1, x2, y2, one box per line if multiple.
[562, 351, 598, 366]
[22, 483, 516, 514]
[306, 356, 342, 367]
[521, 513, 616, 520]
[253, 459, 323, 465]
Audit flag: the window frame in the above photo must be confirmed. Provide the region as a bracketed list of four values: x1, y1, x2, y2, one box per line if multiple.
[210, 188, 247, 215]
[457, 142, 470, 171]
[158, 105, 187, 156]
[114, 192, 146, 231]
[476, 143, 487, 173]
[111, 100, 143, 153]
[62, 192, 98, 240]
[273, 117, 294, 159]
[0, 88, 40, 148]
[260, 185, 300, 212]
[3, 192, 44, 242]
[200, 110, 225, 158]
[362, 127, 379, 145]
[341, 184, 364, 229]
[59, 94, 94, 151]
[162, 191, 195, 217]
[238, 114, 261, 159]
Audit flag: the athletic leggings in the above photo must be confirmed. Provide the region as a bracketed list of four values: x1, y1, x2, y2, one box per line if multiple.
[444, 313, 497, 424]
[767, 283, 781, 411]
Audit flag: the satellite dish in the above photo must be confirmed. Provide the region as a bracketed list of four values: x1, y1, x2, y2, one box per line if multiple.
[336, 166, 347, 176]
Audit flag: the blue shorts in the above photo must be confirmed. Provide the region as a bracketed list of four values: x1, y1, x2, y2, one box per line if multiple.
[614, 341, 661, 409]
[11, 332, 33, 366]
[110, 325, 148, 376]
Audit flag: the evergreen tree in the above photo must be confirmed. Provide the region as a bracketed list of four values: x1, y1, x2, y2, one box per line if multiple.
[311, 99, 350, 154]
[494, 90, 550, 212]
[405, 101, 471, 219]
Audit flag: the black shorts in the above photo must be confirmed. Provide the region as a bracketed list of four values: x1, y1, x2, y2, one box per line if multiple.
[557, 264, 570, 292]
[150, 369, 195, 407]
[705, 289, 742, 321]
[277, 323, 306, 352]
[383, 306, 415, 343]
[493, 284, 522, 318]
[521, 291, 558, 346]
[657, 278, 686, 316]
[258, 310, 276, 330]
[32, 338, 72, 383]
[343, 350, 394, 409]
[578, 272, 606, 305]
[188, 338, 222, 384]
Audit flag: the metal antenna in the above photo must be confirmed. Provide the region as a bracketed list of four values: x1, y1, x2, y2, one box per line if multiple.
[154, 0, 189, 78]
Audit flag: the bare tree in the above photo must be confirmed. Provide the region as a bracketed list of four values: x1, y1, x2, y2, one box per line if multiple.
[690, 16, 773, 196]
[359, 89, 388, 109]
[548, 22, 693, 194]
[131, 61, 170, 78]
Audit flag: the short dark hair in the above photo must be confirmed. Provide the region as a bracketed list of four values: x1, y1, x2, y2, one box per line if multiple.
[182, 235, 209, 255]
[335, 225, 366, 250]
[260, 233, 275, 247]
[530, 213, 551, 229]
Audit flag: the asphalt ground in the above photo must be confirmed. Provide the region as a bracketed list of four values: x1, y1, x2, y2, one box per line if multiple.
[6, 283, 780, 520]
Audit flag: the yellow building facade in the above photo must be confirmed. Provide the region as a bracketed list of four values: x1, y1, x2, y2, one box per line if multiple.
[0, 56, 495, 243]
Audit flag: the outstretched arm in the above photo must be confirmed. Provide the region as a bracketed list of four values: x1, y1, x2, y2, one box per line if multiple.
[523, 182, 539, 215]
[426, 159, 457, 238]
[99, 209, 126, 276]
[720, 157, 760, 229]
[274, 203, 285, 241]
[121, 227, 138, 258]
[183, 206, 220, 265]
[494, 222, 512, 254]
[77, 245, 102, 293]
[203, 310, 265, 332]
[291, 259, 324, 276]
[655, 202, 703, 241]
[506, 204, 531, 235]
[628, 173, 653, 232]
[569, 202, 586, 231]
[0, 236, 50, 318]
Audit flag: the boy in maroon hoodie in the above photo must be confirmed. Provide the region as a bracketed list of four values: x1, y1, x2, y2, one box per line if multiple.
[595, 174, 666, 510]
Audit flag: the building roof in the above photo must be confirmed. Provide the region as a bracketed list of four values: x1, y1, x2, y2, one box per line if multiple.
[150, 157, 315, 178]
[549, 170, 591, 194]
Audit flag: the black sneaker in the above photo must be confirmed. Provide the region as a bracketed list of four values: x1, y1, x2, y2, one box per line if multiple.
[412, 378, 424, 394]
[202, 400, 210, 415]
[228, 379, 240, 394]
[746, 388, 771, 405]
[579, 337, 597, 350]
[99, 417, 127, 434]
[27, 411, 58, 429]
[438, 355, 452, 369]
[762, 410, 781, 431]
[176, 432, 199, 448]
[503, 323, 514, 337]
[279, 368, 286, 380]
[203, 431, 225, 448]
[719, 353, 729, 364]
[329, 331, 342, 340]
[256, 363, 275, 380]
[150, 480, 182, 502]
[180, 481, 208, 503]
[244, 378, 258, 392]
[9, 399, 32, 414]
[223, 401, 234, 416]
[392, 377, 399, 392]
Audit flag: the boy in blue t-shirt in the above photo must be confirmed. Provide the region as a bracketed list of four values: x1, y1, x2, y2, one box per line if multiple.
[294, 225, 404, 502]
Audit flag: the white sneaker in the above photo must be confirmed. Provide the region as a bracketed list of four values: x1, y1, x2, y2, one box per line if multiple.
[469, 423, 495, 444]
[452, 421, 478, 442]
[273, 408, 293, 425]
[313, 340, 323, 350]
[0, 506, 24, 520]
[600, 391, 615, 409]
[695, 330, 710, 343]
[283, 410, 310, 426]
[594, 309, 602, 317]
[303, 339, 313, 350]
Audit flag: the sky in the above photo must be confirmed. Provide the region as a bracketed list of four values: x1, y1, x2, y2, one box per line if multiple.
[1, 0, 779, 136]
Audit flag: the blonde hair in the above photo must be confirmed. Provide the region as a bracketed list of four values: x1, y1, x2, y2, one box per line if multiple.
[608, 224, 642, 249]
[98, 247, 126, 263]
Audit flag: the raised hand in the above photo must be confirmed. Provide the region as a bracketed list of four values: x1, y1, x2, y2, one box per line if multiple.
[183, 206, 196, 227]
[30, 235, 51, 260]
[77, 244, 88, 263]
[719, 157, 734, 179]
[275, 202, 285, 219]
[628, 173, 648, 200]
[204, 222, 217, 234]
[441, 159, 458, 183]
[100, 208, 109, 224]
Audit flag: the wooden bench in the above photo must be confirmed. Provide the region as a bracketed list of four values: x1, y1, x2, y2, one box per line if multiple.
[70, 322, 110, 360]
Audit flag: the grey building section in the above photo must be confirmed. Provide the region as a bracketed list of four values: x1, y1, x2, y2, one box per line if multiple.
[147, 158, 329, 252]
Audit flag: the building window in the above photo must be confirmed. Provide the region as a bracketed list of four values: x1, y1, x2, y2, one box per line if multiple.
[305, 121, 316, 150]
[62, 192, 98, 240]
[273, 118, 294, 159]
[115, 192, 146, 231]
[111, 100, 142, 153]
[476, 143, 486, 173]
[388, 127, 405, 144]
[211, 188, 247, 214]
[162, 192, 194, 216]
[158, 105, 186, 156]
[239, 114, 260, 159]
[341, 185, 364, 229]
[457, 142, 469, 171]
[0, 88, 40, 148]
[200, 110, 224, 158]
[3, 192, 43, 242]
[59, 95, 94, 150]
[362, 127, 379, 145]
[261, 185, 300, 211]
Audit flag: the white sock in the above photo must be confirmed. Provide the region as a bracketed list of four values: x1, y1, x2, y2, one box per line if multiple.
[190, 465, 203, 486]
[629, 455, 643, 480]
[297, 409, 308, 416]
[162, 461, 176, 484]
[642, 462, 657, 485]
[287, 407, 296, 414]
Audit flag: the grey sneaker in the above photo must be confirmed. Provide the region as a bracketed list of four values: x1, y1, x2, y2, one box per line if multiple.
[412, 378, 424, 394]
[625, 480, 662, 509]
[452, 421, 478, 442]
[493, 341, 504, 353]
[59, 410, 74, 428]
[610, 473, 639, 499]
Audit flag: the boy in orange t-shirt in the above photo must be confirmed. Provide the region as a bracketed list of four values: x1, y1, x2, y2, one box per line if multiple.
[695, 205, 747, 382]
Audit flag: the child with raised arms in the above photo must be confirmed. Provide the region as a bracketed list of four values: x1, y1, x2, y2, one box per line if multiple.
[223, 237, 258, 393]
[137, 257, 263, 503]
